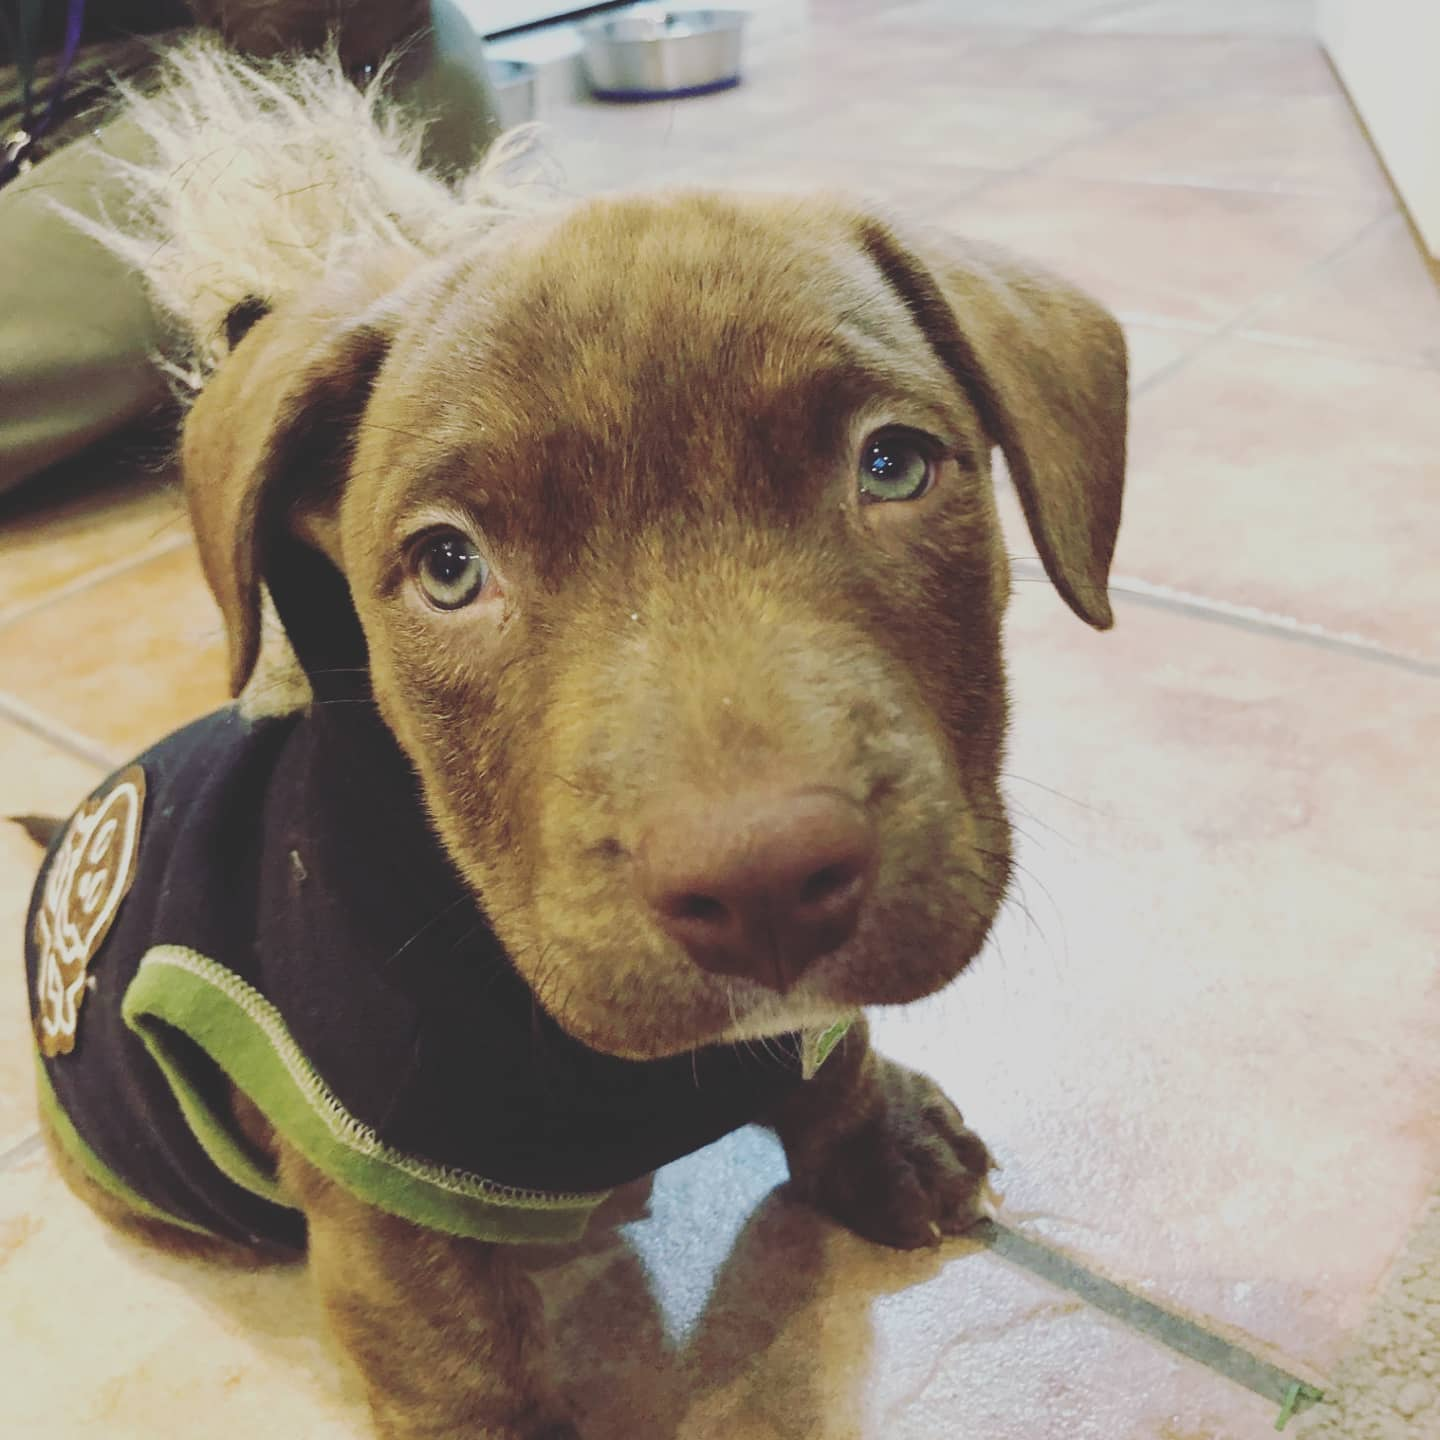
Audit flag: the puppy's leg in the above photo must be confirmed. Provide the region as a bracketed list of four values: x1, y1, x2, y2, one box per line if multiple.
[766, 1017, 992, 1250]
[279, 1143, 579, 1440]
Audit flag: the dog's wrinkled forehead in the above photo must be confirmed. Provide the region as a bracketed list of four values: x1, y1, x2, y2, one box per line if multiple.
[364, 196, 966, 570]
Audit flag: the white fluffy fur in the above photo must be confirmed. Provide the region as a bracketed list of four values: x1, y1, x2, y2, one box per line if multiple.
[60, 40, 554, 717]
[66, 39, 553, 383]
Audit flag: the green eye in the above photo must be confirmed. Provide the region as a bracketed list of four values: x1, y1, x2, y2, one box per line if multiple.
[413, 528, 488, 610]
[858, 430, 935, 503]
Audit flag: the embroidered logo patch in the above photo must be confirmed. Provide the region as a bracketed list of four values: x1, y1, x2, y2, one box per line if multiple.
[33, 767, 146, 1057]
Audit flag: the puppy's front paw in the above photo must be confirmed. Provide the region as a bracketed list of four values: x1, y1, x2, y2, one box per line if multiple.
[789, 1059, 992, 1250]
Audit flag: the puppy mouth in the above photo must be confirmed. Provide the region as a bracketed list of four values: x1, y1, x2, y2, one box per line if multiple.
[713, 990, 860, 1047]
[521, 886, 998, 1062]
[712, 933, 989, 1039]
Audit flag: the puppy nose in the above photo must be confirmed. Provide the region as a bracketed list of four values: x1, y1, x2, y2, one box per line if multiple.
[637, 789, 876, 991]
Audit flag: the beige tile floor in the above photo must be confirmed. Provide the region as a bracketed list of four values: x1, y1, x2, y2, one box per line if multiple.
[3, 0, 1438, 1435]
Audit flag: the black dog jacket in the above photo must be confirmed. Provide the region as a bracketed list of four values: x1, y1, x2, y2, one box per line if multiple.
[26, 704, 851, 1248]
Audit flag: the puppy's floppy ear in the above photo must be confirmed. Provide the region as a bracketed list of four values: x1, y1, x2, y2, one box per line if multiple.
[855, 214, 1127, 629]
[182, 294, 396, 696]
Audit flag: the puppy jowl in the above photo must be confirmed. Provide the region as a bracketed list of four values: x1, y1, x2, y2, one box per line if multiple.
[29, 43, 1126, 1440]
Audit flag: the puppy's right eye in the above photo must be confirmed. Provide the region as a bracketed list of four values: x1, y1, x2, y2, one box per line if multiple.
[858, 428, 937, 504]
[412, 528, 489, 610]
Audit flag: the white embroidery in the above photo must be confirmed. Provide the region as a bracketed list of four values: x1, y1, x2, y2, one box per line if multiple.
[34, 773, 144, 1055]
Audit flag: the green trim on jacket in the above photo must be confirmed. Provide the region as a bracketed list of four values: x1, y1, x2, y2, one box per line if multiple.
[122, 945, 614, 1244]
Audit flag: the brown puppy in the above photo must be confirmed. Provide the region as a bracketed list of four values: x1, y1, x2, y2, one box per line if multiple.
[155, 191, 1124, 1437]
[39, 48, 1125, 1440]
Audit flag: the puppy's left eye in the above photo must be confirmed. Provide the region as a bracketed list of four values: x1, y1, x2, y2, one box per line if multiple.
[412, 528, 489, 610]
[858, 429, 936, 504]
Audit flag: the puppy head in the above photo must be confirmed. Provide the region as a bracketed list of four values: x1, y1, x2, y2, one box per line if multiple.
[183, 193, 1126, 1059]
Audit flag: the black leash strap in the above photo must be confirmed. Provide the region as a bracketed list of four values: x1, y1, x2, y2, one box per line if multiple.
[2, 0, 88, 187]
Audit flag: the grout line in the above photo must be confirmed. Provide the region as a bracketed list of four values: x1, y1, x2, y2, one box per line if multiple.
[1223, 325, 1440, 376]
[1219, 203, 1405, 324]
[938, 88, 1198, 237]
[941, 56, 1399, 399]
[0, 1131, 44, 1173]
[1322, 44, 1440, 279]
[1130, 203, 1398, 400]
[994, 157, 1395, 204]
[1108, 574, 1440, 678]
[0, 691, 122, 772]
[1013, 559, 1439, 677]
[975, 1219, 1324, 1417]
[0, 529, 192, 636]
[949, 153, 1398, 216]
[1064, 0, 1152, 27]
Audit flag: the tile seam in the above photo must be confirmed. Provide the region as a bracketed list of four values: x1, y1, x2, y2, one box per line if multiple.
[1010, 558, 1439, 676]
[976, 1219, 1325, 1417]
[0, 691, 122, 772]
[0, 530, 193, 636]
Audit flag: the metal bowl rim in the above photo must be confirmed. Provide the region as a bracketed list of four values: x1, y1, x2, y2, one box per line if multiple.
[578, 8, 751, 41]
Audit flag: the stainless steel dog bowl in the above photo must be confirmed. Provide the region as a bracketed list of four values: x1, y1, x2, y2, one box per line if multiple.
[488, 59, 538, 129]
[579, 9, 748, 102]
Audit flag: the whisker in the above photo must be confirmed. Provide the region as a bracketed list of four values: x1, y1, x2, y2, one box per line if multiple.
[352, 418, 453, 448]
[548, 771, 602, 797]
[381, 894, 476, 971]
[1002, 772, 1098, 814]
